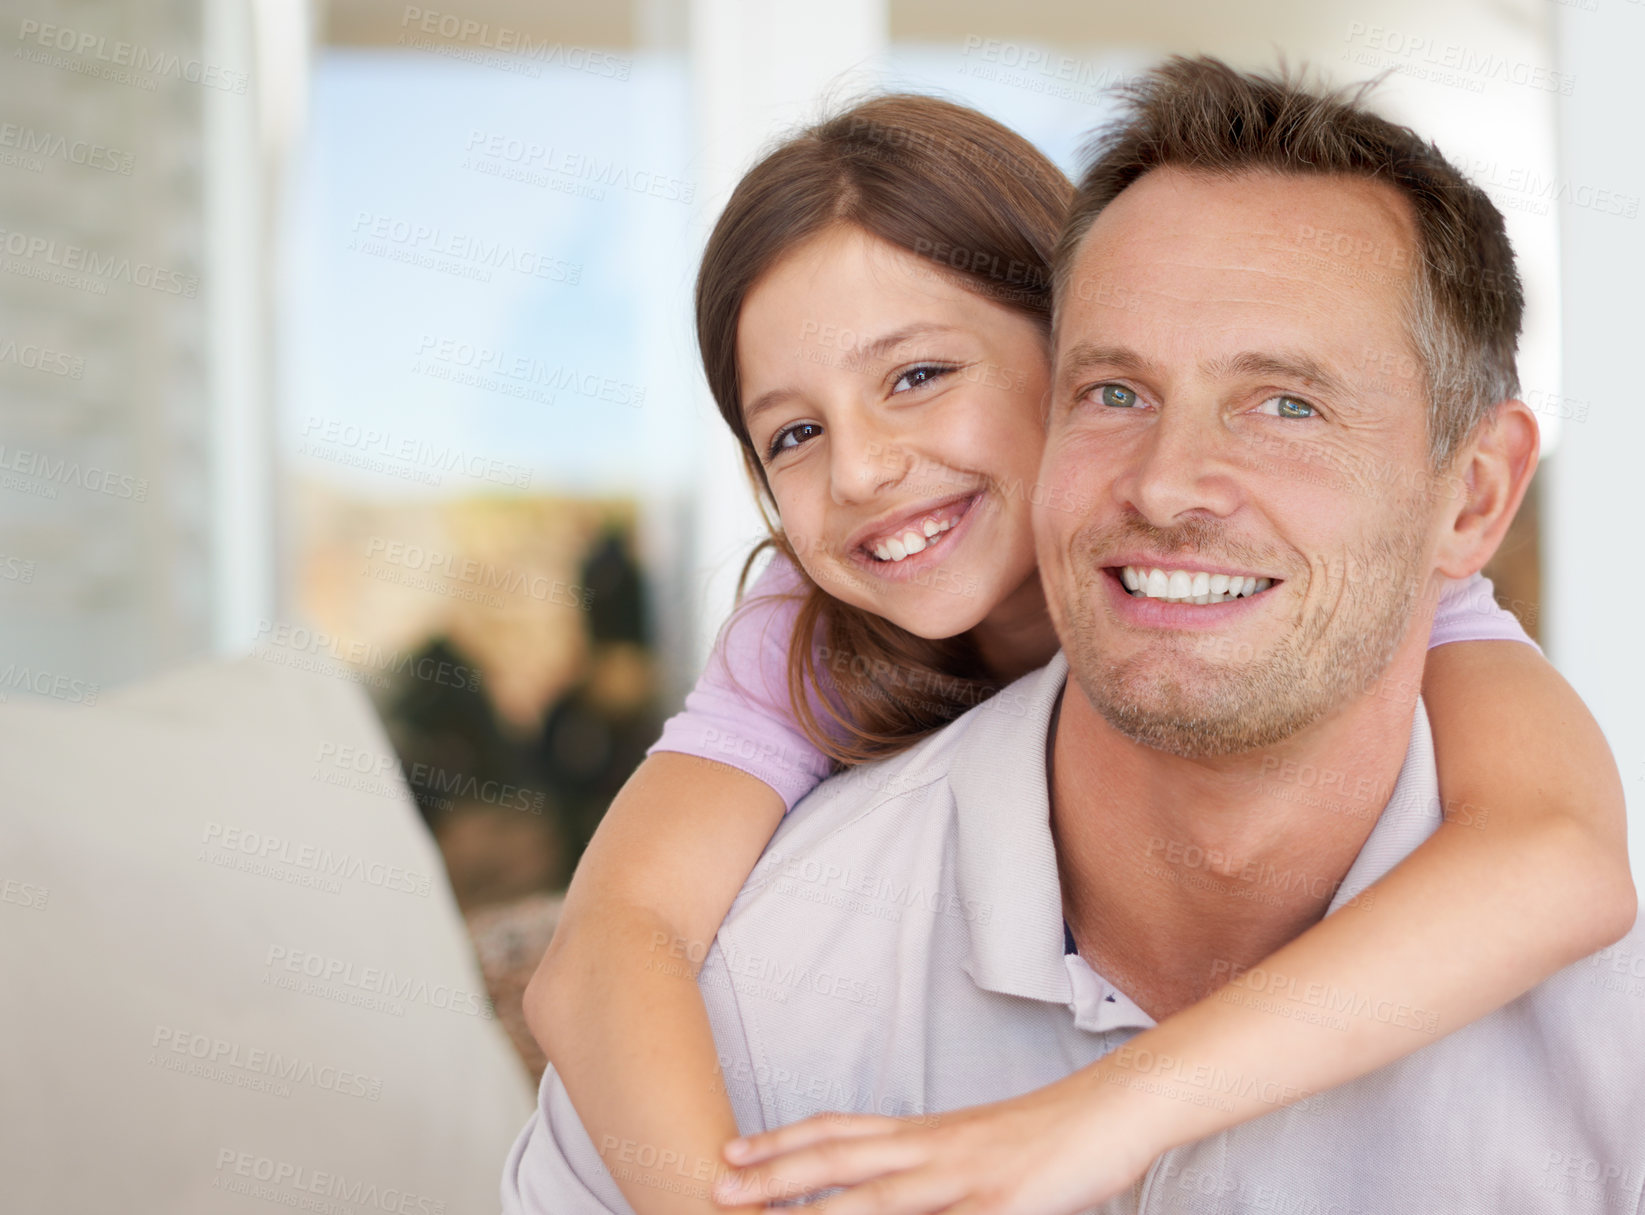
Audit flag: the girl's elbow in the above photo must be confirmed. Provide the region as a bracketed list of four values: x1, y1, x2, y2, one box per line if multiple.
[1593, 869, 1640, 949]
[522, 930, 578, 1056]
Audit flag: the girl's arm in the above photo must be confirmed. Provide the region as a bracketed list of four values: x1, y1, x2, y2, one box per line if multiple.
[528, 550, 828, 1214]
[525, 751, 787, 1215]
[711, 639, 1636, 1215]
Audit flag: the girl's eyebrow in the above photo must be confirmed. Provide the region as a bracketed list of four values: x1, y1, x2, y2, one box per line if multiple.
[744, 386, 799, 426]
[847, 321, 962, 364]
[743, 322, 964, 423]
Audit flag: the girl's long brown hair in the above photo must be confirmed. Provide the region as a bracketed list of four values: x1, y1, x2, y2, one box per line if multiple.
[695, 94, 1073, 767]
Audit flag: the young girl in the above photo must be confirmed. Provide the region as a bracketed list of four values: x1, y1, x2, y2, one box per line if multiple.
[523, 95, 1633, 1215]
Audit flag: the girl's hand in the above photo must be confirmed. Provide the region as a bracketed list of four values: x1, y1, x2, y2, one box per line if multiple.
[710, 1078, 1156, 1215]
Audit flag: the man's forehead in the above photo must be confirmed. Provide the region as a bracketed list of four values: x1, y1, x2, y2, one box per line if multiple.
[1053, 167, 1420, 370]
[1086, 165, 1417, 253]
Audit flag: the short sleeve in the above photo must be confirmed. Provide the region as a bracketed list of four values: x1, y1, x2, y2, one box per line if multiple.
[647, 552, 836, 810]
[1429, 572, 1541, 653]
[499, 1066, 637, 1214]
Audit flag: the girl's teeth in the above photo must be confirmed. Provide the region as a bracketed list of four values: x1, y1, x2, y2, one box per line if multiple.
[867, 510, 961, 563]
[1121, 566, 1273, 604]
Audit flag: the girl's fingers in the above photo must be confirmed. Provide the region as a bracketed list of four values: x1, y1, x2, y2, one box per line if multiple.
[714, 1130, 926, 1205]
[940, 1193, 1015, 1215]
[723, 1113, 905, 1164]
[762, 1167, 967, 1215]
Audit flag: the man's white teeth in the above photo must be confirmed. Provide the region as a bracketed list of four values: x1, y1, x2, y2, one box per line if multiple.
[871, 515, 956, 563]
[1120, 566, 1272, 604]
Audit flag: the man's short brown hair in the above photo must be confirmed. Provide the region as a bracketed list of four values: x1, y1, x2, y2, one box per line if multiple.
[1054, 55, 1523, 468]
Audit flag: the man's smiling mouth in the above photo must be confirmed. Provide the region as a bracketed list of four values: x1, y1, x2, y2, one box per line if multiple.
[1117, 565, 1275, 605]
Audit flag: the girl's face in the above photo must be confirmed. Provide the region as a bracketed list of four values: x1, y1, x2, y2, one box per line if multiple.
[736, 226, 1051, 641]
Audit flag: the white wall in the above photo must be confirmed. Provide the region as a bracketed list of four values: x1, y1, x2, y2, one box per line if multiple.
[1549, 1, 1645, 878]
[683, 0, 890, 669]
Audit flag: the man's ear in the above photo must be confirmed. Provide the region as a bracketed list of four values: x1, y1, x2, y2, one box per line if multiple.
[1433, 398, 1540, 579]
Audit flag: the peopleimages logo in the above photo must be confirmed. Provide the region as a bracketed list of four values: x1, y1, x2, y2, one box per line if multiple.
[201, 822, 435, 896]
[212, 1148, 447, 1214]
[149, 1026, 384, 1101]
[312, 741, 547, 815]
[264, 945, 495, 1019]
[0, 226, 197, 295]
[14, 19, 250, 93]
[296, 415, 534, 491]
[398, 6, 630, 79]
[413, 334, 645, 408]
[0, 342, 84, 380]
[251, 619, 485, 694]
[0, 444, 148, 504]
[462, 130, 695, 203]
[0, 123, 134, 173]
[0, 662, 98, 705]
[349, 211, 582, 285]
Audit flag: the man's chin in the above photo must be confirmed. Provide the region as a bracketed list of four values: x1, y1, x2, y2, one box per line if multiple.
[1077, 658, 1324, 759]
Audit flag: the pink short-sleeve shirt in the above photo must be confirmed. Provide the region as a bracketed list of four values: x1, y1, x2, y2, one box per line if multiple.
[649, 554, 1536, 811]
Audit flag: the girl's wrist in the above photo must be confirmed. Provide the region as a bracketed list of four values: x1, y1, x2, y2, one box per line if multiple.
[1069, 1045, 1216, 1166]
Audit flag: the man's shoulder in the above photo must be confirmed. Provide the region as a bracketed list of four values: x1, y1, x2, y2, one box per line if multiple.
[1414, 913, 1645, 1119]
[749, 699, 973, 871]
[770, 660, 1060, 846]
[1531, 913, 1645, 1031]
[734, 657, 1065, 900]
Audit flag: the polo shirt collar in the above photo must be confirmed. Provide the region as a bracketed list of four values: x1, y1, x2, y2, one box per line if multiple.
[1322, 697, 1440, 911]
[948, 651, 1442, 1006]
[950, 652, 1075, 1004]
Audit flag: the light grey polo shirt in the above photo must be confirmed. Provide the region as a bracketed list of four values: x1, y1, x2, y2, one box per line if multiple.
[501, 653, 1645, 1215]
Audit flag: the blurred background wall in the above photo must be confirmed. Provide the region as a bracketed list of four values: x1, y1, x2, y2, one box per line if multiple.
[2, 0, 1640, 908]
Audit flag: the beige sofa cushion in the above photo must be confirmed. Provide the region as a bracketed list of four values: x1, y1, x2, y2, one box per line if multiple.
[0, 655, 533, 1213]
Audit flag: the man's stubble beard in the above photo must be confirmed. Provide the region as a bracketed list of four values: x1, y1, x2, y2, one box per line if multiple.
[1059, 510, 1431, 759]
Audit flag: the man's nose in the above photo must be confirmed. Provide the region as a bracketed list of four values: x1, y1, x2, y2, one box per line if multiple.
[828, 413, 911, 506]
[1113, 403, 1240, 527]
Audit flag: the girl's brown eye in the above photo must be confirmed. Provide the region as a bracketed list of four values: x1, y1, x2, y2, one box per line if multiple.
[767, 422, 823, 459]
[891, 364, 955, 394]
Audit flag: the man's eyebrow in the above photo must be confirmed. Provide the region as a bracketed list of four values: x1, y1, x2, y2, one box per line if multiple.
[1056, 343, 1161, 390]
[1203, 351, 1356, 401]
[742, 322, 963, 424]
[1055, 344, 1359, 403]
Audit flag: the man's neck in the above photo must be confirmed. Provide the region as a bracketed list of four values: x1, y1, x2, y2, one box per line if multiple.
[1051, 639, 1430, 1022]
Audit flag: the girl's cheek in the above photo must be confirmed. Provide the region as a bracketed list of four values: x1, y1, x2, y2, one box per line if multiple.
[774, 484, 827, 556]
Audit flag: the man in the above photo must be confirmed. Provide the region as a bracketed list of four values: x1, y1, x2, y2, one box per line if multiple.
[502, 59, 1644, 1214]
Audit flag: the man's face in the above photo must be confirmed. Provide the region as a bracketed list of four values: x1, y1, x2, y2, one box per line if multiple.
[1036, 167, 1455, 757]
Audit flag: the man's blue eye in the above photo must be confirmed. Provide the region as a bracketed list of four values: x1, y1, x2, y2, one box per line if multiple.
[1100, 384, 1137, 408]
[1260, 395, 1316, 419]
